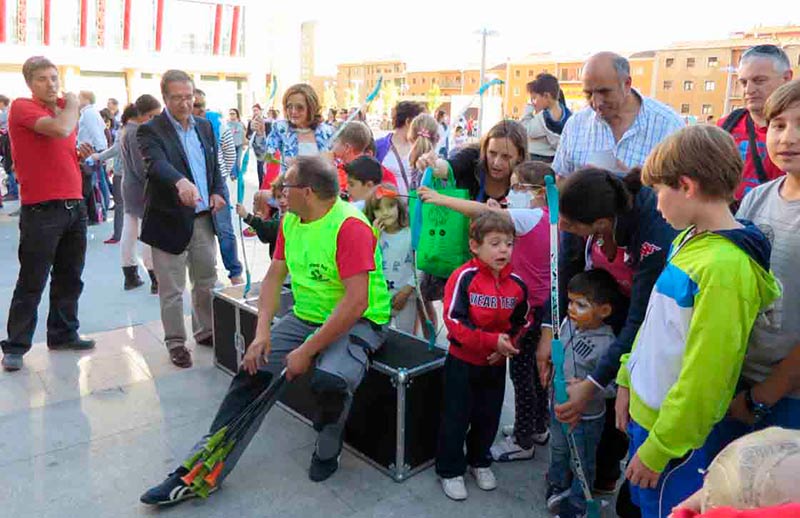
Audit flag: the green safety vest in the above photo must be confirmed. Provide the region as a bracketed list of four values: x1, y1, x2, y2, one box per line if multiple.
[282, 199, 391, 325]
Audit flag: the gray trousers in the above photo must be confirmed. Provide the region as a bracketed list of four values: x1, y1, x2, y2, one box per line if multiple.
[151, 214, 217, 350]
[187, 313, 385, 484]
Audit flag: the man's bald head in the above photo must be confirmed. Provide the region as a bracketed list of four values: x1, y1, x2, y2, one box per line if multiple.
[582, 52, 633, 123]
[583, 52, 630, 83]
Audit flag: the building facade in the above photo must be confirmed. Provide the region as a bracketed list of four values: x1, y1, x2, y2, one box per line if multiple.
[300, 20, 316, 84]
[0, 0, 277, 115]
[335, 60, 405, 108]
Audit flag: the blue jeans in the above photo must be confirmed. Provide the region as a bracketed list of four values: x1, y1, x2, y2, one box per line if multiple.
[706, 395, 800, 460]
[5, 167, 19, 196]
[627, 420, 712, 518]
[213, 184, 243, 279]
[96, 165, 111, 212]
[548, 410, 604, 517]
[231, 146, 243, 179]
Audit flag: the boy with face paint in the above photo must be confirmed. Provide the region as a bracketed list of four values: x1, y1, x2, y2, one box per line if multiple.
[546, 269, 620, 517]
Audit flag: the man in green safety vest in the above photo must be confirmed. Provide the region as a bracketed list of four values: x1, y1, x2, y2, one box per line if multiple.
[141, 155, 392, 506]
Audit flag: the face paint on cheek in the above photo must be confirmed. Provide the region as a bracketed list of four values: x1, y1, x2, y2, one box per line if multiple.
[568, 294, 594, 322]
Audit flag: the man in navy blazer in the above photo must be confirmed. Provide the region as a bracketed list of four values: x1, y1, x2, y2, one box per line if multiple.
[137, 69, 225, 368]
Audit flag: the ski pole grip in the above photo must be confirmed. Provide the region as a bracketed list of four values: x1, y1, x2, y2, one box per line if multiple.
[545, 174, 559, 225]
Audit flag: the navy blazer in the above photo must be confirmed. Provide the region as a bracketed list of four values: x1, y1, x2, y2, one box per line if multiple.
[137, 110, 224, 254]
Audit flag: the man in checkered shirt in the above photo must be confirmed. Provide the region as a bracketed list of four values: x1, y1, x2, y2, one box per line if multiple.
[553, 52, 684, 177]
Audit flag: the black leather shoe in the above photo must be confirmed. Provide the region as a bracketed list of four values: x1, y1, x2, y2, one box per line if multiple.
[48, 338, 96, 351]
[196, 335, 213, 347]
[308, 452, 340, 482]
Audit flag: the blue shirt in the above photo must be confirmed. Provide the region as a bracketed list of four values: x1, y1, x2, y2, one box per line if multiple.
[165, 109, 209, 212]
[251, 119, 333, 173]
[78, 104, 109, 152]
[552, 90, 684, 177]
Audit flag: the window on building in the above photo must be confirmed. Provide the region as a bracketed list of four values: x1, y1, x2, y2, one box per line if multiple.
[681, 103, 691, 114]
[513, 106, 519, 115]
[513, 87, 520, 96]
[50, 0, 81, 47]
[560, 69, 569, 81]
[686, 57, 696, 68]
[412, 78, 416, 85]
[422, 78, 426, 84]
[170, 0, 215, 54]
[471, 78, 477, 84]
[663, 80, 673, 90]
[707, 56, 719, 67]
[666, 58, 675, 68]
[634, 67, 644, 76]
[515, 70, 521, 78]
[432, 77, 436, 84]
[528, 70, 534, 77]
[683, 80, 694, 91]
[702, 104, 713, 115]
[704, 80, 715, 91]
[220, 4, 246, 57]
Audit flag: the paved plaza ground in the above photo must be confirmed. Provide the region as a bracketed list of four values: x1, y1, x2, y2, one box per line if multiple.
[0, 172, 614, 518]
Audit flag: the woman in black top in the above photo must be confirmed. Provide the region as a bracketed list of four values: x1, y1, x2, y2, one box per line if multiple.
[416, 119, 527, 204]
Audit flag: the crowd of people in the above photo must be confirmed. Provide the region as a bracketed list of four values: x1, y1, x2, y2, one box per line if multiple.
[0, 44, 798, 518]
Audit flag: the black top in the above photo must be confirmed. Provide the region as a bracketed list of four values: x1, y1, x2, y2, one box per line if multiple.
[445, 146, 509, 204]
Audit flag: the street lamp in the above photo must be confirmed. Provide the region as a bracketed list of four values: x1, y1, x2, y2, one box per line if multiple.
[475, 27, 498, 138]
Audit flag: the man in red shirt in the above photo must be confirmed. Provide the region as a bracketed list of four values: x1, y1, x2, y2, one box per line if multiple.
[1, 56, 95, 372]
[718, 44, 793, 203]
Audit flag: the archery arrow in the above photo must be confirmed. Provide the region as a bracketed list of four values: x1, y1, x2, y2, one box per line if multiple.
[330, 76, 383, 141]
[410, 167, 438, 350]
[545, 175, 601, 518]
[237, 142, 253, 298]
[454, 77, 504, 128]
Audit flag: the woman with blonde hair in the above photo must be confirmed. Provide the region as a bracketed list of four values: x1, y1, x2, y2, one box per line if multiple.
[408, 113, 441, 187]
[251, 83, 334, 173]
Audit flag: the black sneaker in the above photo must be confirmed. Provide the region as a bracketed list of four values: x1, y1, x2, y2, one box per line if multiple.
[546, 483, 571, 513]
[48, 338, 96, 351]
[196, 335, 213, 347]
[308, 452, 340, 482]
[140, 468, 197, 506]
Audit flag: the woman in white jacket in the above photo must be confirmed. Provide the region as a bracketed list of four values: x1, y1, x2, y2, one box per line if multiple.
[519, 73, 571, 163]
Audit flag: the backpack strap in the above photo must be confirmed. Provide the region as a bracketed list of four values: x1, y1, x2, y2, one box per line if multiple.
[721, 108, 747, 133]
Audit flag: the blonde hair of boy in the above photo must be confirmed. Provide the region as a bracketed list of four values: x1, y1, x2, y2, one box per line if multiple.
[408, 113, 440, 170]
[765, 79, 800, 124]
[642, 125, 743, 201]
[335, 120, 372, 153]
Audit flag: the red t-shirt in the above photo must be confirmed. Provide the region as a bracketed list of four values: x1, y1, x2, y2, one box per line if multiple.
[717, 113, 784, 201]
[273, 218, 377, 279]
[8, 97, 82, 205]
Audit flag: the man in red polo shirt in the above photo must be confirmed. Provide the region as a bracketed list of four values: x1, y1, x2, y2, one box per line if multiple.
[1, 56, 95, 372]
[718, 44, 793, 204]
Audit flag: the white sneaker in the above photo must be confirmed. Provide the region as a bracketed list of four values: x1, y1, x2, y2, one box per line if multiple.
[441, 476, 468, 500]
[490, 435, 535, 462]
[501, 426, 550, 445]
[469, 466, 497, 491]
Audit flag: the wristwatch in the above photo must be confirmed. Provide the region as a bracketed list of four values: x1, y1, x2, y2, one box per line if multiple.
[744, 388, 771, 422]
